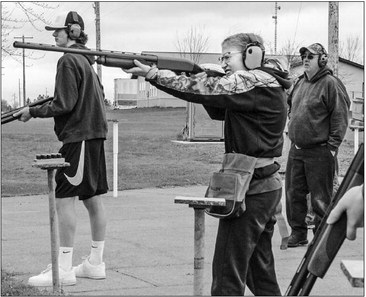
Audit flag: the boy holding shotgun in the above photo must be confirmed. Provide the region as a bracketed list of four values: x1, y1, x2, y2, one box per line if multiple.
[15, 11, 108, 286]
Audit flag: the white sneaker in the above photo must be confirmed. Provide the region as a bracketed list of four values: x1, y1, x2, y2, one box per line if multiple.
[28, 264, 76, 287]
[73, 257, 106, 279]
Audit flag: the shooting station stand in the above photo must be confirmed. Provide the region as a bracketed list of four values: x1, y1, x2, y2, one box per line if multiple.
[33, 154, 70, 293]
[174, 196, 225, 296]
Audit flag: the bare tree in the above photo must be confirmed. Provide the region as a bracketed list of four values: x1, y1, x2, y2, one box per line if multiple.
[278, 39, 302, 70]
[2, 2, 58, 61]
[339, 35, 363, 64]
[175, 26, 210, 64]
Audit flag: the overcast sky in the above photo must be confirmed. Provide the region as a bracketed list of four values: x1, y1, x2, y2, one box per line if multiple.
[1, 1, 364, 106]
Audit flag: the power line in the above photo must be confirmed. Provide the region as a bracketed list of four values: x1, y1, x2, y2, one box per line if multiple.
[293, 2, 303, 43]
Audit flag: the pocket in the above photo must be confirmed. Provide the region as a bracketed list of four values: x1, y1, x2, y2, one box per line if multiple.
[205, 170, 253, 219]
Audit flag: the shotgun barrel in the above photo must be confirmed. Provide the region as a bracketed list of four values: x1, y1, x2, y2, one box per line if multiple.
[1, 97, 53, 125]
[13, 41, 206, 74]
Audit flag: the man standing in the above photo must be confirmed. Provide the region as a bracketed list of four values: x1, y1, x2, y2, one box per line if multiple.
[286, 43, 350, 247]
[15, 11, 108, 286]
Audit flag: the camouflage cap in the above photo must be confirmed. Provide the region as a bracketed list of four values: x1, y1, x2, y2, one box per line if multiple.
[299, 43, 327, 55]
[45, 11, 84, 31]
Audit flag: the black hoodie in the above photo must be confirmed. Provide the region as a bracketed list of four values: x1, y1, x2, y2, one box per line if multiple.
[30, 43, 108, 144]
[287, 66, 350, 150]
[151, 65, 292, 158]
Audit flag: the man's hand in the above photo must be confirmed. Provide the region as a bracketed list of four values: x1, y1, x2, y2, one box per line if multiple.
[327, 185, 364, 240]
[13, 107, 32, 122]
[122, 59, 153, 77]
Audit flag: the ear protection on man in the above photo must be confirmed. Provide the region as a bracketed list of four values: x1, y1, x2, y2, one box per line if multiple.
[243, 33, 265, 70]
[316, 43, 328, 67]
[68, 11, 82, 40]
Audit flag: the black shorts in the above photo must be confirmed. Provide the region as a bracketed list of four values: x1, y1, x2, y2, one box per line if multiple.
[55, 139, 108, 200]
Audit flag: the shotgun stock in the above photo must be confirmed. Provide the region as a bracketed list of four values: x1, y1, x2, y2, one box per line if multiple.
[285, 143, 364, 296]
[1, 97, 53, 125]
[13, 41, 223, 76]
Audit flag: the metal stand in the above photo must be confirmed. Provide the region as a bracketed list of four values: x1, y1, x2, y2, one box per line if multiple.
[175, 196, 225, 295]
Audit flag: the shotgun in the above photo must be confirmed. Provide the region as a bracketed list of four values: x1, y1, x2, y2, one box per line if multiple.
[285, 143, 364, 296]
[1, 97, 53, 125]
[13, 41, 223, 76]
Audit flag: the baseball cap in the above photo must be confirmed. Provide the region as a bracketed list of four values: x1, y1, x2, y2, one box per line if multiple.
[45, 11, 84, 31]
[299, 43, 327, 55]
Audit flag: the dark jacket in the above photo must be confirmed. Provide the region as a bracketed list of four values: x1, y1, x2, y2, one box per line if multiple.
[30, 43, 108, 144]
[287, 66, 350, 150]
[151, 65, 292, 158]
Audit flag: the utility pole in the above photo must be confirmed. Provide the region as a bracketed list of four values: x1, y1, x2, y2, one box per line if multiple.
[19, 79, 21, 107]
[94, 2, 102, 81]
[272, 2, 281, 54]
[328, 2, 339, 77]
[14, 35, 33, 106]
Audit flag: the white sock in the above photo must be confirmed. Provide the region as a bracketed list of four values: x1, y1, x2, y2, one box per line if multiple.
[89, 240, 104, 265]
[58, 247, 73, 271]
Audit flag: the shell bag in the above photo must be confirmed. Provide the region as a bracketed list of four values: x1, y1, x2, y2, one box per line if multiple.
[205, 153, 257, 219]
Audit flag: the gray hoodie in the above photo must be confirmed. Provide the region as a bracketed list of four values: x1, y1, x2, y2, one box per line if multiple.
[287, 66, 350, 150]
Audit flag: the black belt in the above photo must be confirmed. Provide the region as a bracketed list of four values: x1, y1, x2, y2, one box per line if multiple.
[294, 143, 327, 149]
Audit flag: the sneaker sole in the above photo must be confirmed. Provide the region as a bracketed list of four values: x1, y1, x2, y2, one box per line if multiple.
[28, 279, 76, 287]
[75, 274, 106, 279]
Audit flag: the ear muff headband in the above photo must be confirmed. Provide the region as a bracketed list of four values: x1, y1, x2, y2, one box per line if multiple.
[315, 43, 328, 67]
[68, 11, 81, 40]
[243, 34, 265, 70]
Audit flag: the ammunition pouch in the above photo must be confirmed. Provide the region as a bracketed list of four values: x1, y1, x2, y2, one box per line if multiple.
[205, 153, 257, 220]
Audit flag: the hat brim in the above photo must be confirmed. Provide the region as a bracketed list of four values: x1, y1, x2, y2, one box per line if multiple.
[299, 46, 317, 55]
[45, 25, 67, 31]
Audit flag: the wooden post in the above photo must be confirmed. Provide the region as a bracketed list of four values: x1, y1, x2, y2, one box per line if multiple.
[328, 2, 339, 76]
[193, 207, 205, 295]
[175, 196, 225, 295]
[33, 155, 69, 293]
[47, 168, 60, 292]
[108, 119, 119, 197]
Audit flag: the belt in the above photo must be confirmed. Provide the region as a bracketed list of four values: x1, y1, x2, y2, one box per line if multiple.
[294, 143, 327, 150]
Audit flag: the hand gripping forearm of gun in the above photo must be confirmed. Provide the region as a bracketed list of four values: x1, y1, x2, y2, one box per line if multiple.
[1, 97, 53, 125]
[13, 41, 224, 77]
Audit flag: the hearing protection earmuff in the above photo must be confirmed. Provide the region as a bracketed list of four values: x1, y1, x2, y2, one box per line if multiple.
[68, 11, 82, 40]
[243, 33, 265, 70]
[315, 43, 328, 67]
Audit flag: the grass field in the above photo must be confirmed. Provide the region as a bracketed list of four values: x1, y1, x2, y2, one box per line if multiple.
[1, 107, 357, 197]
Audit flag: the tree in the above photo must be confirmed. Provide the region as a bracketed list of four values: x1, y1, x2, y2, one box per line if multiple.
[175, 26, 210, 64]
[2, 2, 58, 61]
[278, 39, 302, 70]
[1, 99, 12, 112]
[339, 35, 363, 64]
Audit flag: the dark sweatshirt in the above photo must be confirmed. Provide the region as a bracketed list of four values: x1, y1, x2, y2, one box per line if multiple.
[30, 43, 108, 144]
[287, 66, 350, 150]
[150, 64, 292, 158]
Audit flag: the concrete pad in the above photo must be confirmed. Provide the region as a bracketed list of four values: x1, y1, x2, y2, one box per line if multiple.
[2, 185, 364, 296]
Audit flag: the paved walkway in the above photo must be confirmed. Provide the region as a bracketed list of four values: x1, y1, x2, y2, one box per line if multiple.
[2, 186, 363, 296]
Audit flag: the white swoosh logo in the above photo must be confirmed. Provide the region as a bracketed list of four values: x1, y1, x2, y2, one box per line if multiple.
[64, 141, 85, 186]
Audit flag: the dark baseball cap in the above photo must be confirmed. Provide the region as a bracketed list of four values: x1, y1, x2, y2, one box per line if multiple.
[45, 11, 84, 31]
[299, 43, 327, 55]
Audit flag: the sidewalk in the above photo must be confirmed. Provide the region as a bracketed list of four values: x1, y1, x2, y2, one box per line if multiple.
[2, 186, 363, 296]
